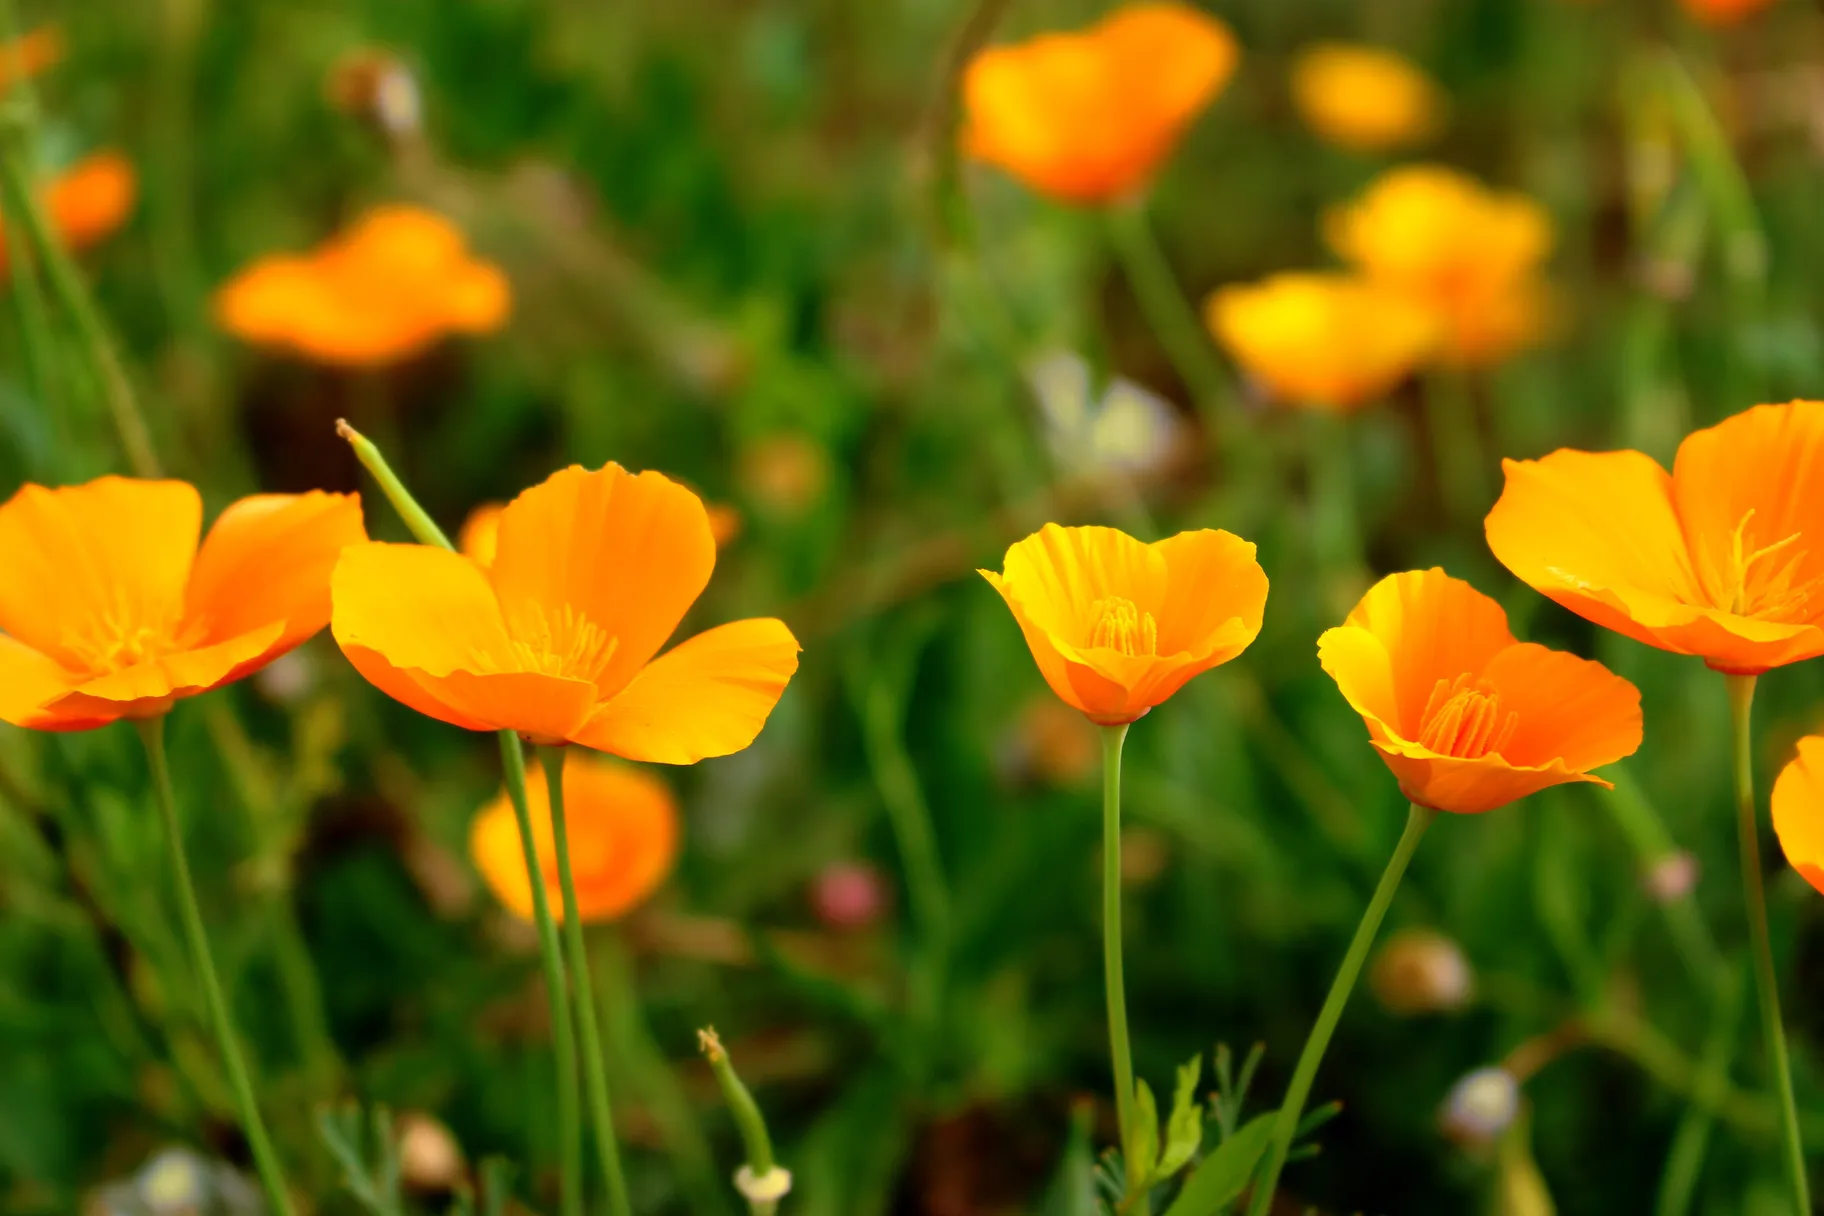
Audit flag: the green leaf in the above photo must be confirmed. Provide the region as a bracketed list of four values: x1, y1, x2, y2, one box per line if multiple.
[1158, 1054, 1205, 1178]
[1162, 1113, 1275, 1216]
[1129, 1078, 1161, 1190]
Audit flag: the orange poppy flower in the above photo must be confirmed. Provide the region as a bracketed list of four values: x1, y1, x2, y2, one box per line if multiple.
[961, 3, 1238, 204]
[1291, 44, 1443, 154]
[1682, 0, 1779, 24]
[215, 204, 509, 368]
[1487, 401, 1824, 675]
[0, 150, 137, 276]
[470, 754, 678, 923]
[980, 523, 1267, 725]
[1318, 568, 1642, 814]
[1774, 735, 1824, 895]
[1327, 165, 1552, 367]
[0, 477, 366, 730]
[332, 463, 801, 763]
[1206, 272, 1437, 410]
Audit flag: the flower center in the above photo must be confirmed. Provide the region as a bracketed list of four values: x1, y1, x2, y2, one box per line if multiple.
[58, 594, 199, 675]
[1088, 596, 1157, 657]
[501, 601, 620, 684]
[1417, 673, 1517, 759]
[1707, 509, 1823, 623]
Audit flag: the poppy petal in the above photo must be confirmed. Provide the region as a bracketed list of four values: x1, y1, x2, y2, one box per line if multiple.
[46, 622, 285, 720]
[1773, 735, 1824, 897]
[573, 618, 800, 764]
[0, 478, 201, 672]
[0, 634, 93, 730]
[488, 465, 716, 698]
[1372, 745, 1610, 815]
[332, 542, 520, 676]
[981, 569, 1128, 721]
[186, 491, 367, 651]
[1151, 528, 1268, 658]
[1481, 643, 1642, 771]
[1341, 568, 1513, 737]
[1316, 624, 1401, 744]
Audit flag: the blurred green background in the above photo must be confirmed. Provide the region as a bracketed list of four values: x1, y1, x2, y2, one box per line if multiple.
[8, 0, 1824, 1212]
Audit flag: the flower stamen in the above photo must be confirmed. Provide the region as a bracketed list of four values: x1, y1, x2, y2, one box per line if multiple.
[1088, 596, 1158, 657]
[1710, 508, 1823, 622]
[1418, 673, 1518, 759]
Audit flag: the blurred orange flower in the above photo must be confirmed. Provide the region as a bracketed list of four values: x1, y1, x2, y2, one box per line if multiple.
[460, 495, 738, 569]
[1291, 44, 1443, 153]
[470, 754, 677, 923]
[215, 205, 509, 367]
[981, 523, 1267, 725]
[1206, 272, 1437, 410]
[0, 151, 137, 276]
[1319, 568, 1641, 813]
[1682, 0, 1780, 25]
[0, 477, 366, 730]
[0, 27, 61, 89]
[1328, 165, 1552, 367]
[1487, 401, 1824, 675]
[334, 463, 800, 763]
[961, 3, 1238, 204]
[1773, 735, 1824, 895]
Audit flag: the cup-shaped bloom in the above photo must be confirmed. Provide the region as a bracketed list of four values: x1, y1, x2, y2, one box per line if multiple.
[332, 463, 801, 762]
[0, 477, 366, 729]
[1327, 165, 1552, 367]
[961, 3, 1238, 204]
[980, 524, 1267, 725]
[1291, 44, 1443, 154]
[1206, 272, 1437, 411]
[0, 150, 136, 276]
[470, 755, 677, 923]
[1487, 402, 1824, 675]
[1773, 737, 1824, 896]
[215, 205, 509, 367]
[1318, 569, 1642, 813]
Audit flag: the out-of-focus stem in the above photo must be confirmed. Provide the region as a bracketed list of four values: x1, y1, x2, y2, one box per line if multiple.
[1725, 674, 1809, 1214]
[1655, 964, 1744, 1216]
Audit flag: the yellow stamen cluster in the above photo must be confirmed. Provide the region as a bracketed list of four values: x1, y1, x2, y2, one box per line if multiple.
[60, 594, 198, 674]
[502, 601, 620, 683]
[1088, 596, 1159, 657]
[1418, 673, 1517, 759]
[1708, 509, 1823, 623]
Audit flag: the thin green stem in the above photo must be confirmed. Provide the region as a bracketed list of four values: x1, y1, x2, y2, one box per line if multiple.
[1248, 802, 1435, 1216]
[700, 1028, 789, 1216]
[1100, 723, 1145, 1213]
[502, 734, 583, 1216]
[136, 717, 295, 1216]
[1725, 673, 1810, 1213]
[1424, 369, 1487, 525]
[1105, 202, 1231, 423]
[540, 745, 634, 1216]
[337, 419, 451, 548]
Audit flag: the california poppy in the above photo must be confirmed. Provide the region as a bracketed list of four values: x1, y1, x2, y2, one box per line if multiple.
[460, 495, 739, 571]
[471, 754, 677, 923]
[0, 477, 366, 730]
[1291, 44, 1443, 154]
[1772, 735, 1824, 895]
[1318, 568, 1642, 813]
[1207, 272, 1437, 410]
[961, 3, 1238, 204]
[333, 462, 800, 763]
[1328, 165, 1552, 367]
[0, 150, 137, 276]
[981, 523, 1267, 725]
[1487, 401, 1824, 675]
[215, 204, 509, 367]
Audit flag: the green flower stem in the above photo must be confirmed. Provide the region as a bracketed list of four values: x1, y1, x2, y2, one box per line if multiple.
[136, 716, 295, 1216]
[699, 1027, 789, 1215]
[339, 422, 584, 1216]
[1105, 202, 1231, 425]
[1100, 723, 1145, 1214]
[1423, 369, 1488, 525]
[1248, 802, 1435, 1216]
[1725, 674, 1809, 1214]
[502, 735, 584, 1216]
[539, 744, 634, 1216]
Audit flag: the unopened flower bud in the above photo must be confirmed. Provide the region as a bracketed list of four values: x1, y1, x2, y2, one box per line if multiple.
[1370, 927, 1474, 1015]
[1440, 1066, 1519, 1145]
[1644, 850, 1700, 903]
[397, 1111, 465, 1191]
